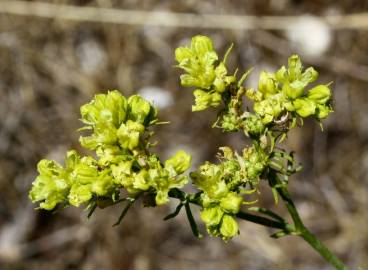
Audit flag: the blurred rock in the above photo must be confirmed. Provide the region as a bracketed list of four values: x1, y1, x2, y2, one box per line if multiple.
[286, 15, 332, 58]
[138, 86, 174, 109]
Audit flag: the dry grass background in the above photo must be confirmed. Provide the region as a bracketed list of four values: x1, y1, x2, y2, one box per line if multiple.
[0, 0, 368, 269]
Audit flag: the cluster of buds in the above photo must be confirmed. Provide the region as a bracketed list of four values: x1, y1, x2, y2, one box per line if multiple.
[247, 55, 333, 124]
[30, 91, 191, 211]
[190, 146, 268, 240]
[29, 150, 118, 209]
[175, 36, 236, 111]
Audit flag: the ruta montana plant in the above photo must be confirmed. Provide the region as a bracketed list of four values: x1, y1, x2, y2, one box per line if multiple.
[29, 35, 349, 270]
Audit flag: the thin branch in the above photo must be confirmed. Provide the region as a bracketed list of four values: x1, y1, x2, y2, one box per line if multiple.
[2, 1, 368, 30]
[273, 174, 349, 270]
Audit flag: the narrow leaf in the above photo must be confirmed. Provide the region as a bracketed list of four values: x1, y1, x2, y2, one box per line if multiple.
[248, 207, 285, 222]
[87, 202, 97, 219]
[164, 203, 184, 220]
[113, 199, 135, 226]
[184, 203, 202, 238]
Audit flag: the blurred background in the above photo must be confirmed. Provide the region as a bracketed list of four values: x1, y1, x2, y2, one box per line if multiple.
[0, 0, 368, 269]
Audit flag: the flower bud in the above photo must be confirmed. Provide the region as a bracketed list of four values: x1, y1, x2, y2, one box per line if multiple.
[221, 112, 240, 132]
[91, 172, 114, 196]
[96, 145, 125, 166]
[307, 85, 331, 105]
[246, 88, 263, 102]
[213, 63, 228, 93]
[192, 90, 222, 111]
[29, 159, 69, 210]
[200, 206, 224, 227]
[133, 169, 151, 191]
[283, 81, 305, 99]
[220, 215, 239, 240]
[275, 66, 287, 83]
[111, 160, 133, 184]
[80, 90, 127, 128]
[155, 190, 170, 205]
[175, 35, 218, 89]
[175, 47, 192, 63]
[315, 104, 333, 119]
[244, 114, 265, 136]
[301, 67, 318, 84]
[293, 98, 316, 118]
[254, 94, 284, 124]
[165, 150, 192, 175]
[191, 35, 214, 55]
[117, 120, 145, 150]
[128, 95, 155, 125]
[258, 71, 277, 96]
[220, 192, 243, 214]
[287, 55, 302, 81]
[68, 184, 93, 207]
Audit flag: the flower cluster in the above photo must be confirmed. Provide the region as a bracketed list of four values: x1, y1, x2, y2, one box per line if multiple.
[29, 150, 117, 210]
[247, 55, 333, 124]
[190, 146, 268, 240]
[175, 35, 236, 111]
[174, 36, 333, 241]
[29, 91, 191, 211]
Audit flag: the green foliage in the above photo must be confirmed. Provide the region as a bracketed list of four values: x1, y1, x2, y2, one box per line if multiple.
[30, 35, 335, 246]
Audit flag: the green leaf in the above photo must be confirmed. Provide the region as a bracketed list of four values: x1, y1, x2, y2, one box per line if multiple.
[247, 207, 285, 222]
[113, 198, 135, 226]
[185, 203, 202, 238]
[86, 201, 97, 219]
[163, 203, 184, 220]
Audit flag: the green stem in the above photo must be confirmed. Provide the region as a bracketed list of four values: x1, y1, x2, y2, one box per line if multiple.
[300, 228, 349, 270]
[276, 182, 349, 270]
